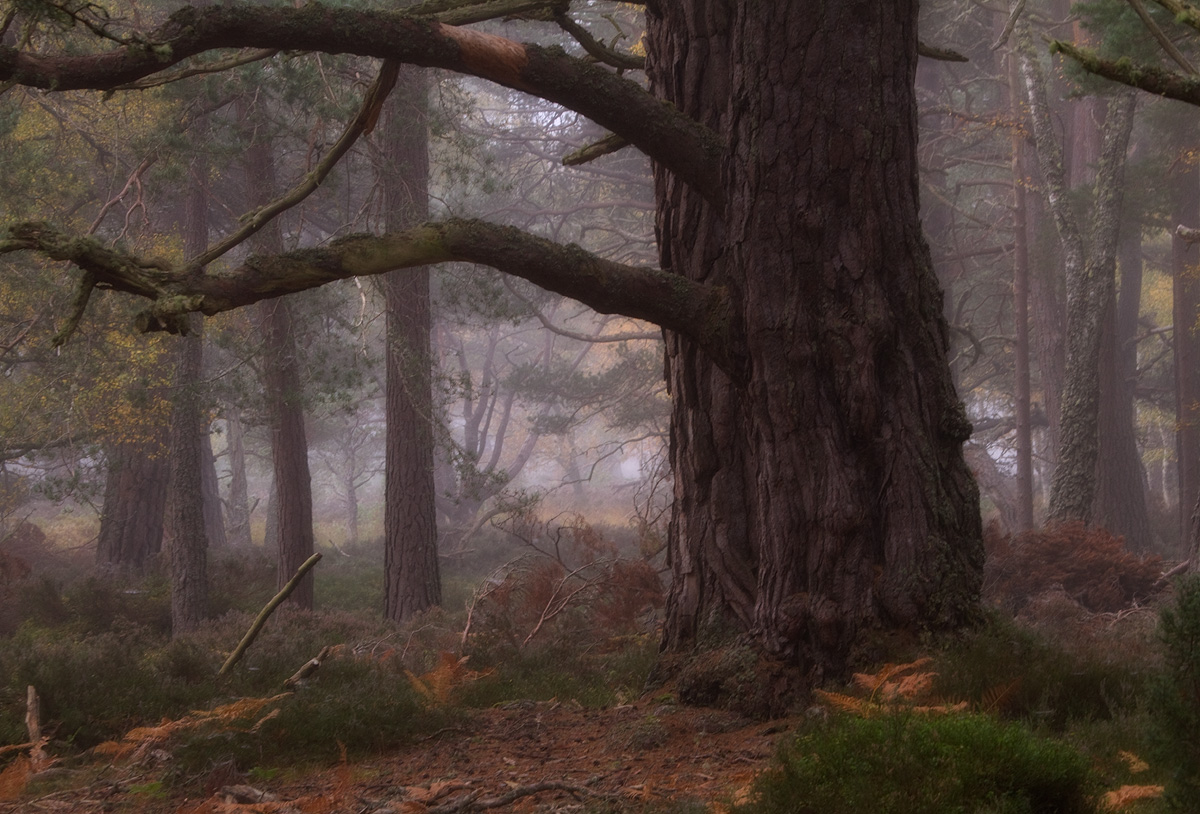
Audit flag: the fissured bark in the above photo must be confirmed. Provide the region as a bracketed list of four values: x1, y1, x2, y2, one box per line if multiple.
[647, 1, 982, 685]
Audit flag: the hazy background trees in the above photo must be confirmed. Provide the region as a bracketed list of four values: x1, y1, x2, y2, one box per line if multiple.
[1, 0, 1195, 630]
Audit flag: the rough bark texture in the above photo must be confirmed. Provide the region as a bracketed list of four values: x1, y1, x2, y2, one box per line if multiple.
[168, 142, 216, 634]
[382, 64, 441, 621]
[647, 2, 982, 683]
[245, 134, 315, 610]
[96, 441, 168, 572]
[168, 317, 210, 635]
[1018, 35, 1137, 523]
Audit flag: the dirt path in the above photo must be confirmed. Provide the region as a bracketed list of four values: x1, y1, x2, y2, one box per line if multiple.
[5, 700, 795, 813]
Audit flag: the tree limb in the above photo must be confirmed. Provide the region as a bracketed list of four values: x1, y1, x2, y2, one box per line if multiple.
[555, 13, 645, 70]
[193, 58, 401, 267]
[219, 552, 323, 677]
[1128, 0, 1197, 74]
[0, 2, 724, 206]
[3, 218, 735, 372]
[1050, 39, 1200, 105]
[563, 132, 629, 166]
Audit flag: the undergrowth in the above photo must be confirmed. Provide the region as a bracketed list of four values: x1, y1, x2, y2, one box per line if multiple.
[737, 712, 1099, 814]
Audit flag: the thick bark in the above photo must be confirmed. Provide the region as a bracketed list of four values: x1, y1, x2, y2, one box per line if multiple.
[382, 64, 441, 621]
[648, 2, 981, 681]
[96, 441, 168, 572]
[245, 135, 315, 610]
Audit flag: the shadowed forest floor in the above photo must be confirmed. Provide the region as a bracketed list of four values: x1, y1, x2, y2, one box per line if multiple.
[2, 697, 788, 813]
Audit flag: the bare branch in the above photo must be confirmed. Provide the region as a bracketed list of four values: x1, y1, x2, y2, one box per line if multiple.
[1128, 0, 1197, 74]
[193, 58, 401, 267]
[555, 13, 645, 70]
[918, 41, 969, 62]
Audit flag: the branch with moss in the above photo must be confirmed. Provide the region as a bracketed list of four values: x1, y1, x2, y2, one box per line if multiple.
[2, 218, 735, 372]
[1050, 39, 1200, 105]
[0, 2, 723, 205]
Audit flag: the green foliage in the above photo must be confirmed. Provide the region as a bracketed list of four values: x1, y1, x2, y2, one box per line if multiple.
[932, 611, 1152, 729]
[737, 712, 1099, 814]
[0, 623, 222, 748]
[1148, 576, 1200, 810]
[460, 632, 659, 709]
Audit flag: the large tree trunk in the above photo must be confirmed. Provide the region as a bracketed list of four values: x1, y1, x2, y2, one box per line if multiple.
[647, 2, 982, 684]
[96, 440, 168, 572]
[382, 63, 441, 620]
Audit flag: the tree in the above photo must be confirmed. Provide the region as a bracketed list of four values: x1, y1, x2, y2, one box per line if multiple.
[381, 62, 441, 620]
[0, 1, 983, 688]
[1018, 24, 1138, 524]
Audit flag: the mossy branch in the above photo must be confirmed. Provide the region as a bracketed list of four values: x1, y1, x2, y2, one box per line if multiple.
[1051, 39, 1200, 105]
[4, 218, 736, 372]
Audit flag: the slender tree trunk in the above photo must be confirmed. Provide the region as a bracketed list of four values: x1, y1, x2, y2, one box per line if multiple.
[648, 2, 981, 686]
[1175, 159, 1200, 553]
[1009, 54, 1035, 531]
[168, 147, 212, 636]
[169, 319, 210, 634]
[96, 440, 168, 572]
[1019, 34, 1137, 523]
[344, 438, 360, 548]
[244, 131, 315, 610]
[1093, 222, 1151, 550]
[382, 63, 440, 620]
[200, 426, 227, 549]
[223, 402, 253, 548]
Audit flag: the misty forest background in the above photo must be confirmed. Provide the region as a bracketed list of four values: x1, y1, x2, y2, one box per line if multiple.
[4, 0, 1200, 810]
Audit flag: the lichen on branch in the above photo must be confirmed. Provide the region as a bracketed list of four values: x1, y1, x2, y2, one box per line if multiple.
[2, 218, 736, 372]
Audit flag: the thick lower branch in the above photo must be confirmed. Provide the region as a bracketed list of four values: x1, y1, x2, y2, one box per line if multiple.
[0, 2, 723, 205]
[3, 218, 734, 371]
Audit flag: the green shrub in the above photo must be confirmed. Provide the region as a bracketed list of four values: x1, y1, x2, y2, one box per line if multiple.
[0, 623, 220, 747]
[932, 611, 1149, 727]
[737, 712, 1098, 814]
[461, 633, 659, 709]
[172, 655, 451, 773]
[1149, 576, 1200, 810]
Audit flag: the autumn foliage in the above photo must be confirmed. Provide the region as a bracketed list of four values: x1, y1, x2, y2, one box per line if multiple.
[983, 520, 1163, 613]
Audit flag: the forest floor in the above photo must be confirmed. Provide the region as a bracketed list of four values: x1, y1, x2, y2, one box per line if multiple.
[4, 697, 792, 814]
